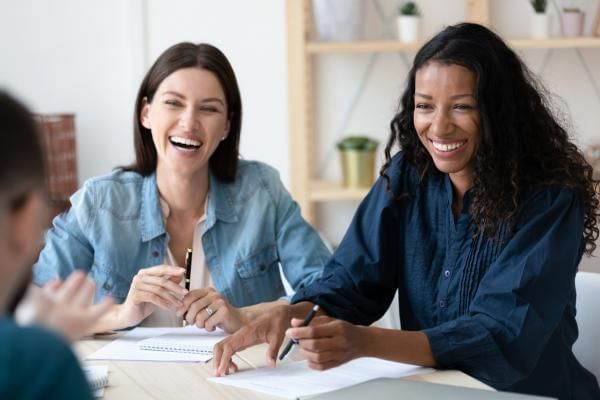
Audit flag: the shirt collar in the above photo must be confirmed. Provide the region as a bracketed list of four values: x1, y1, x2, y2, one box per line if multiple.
[139, 170, 238, 242]
[442, 173, 474, 212]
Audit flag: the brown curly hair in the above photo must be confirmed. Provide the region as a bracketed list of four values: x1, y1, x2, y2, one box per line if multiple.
[381, 23, 600, 255]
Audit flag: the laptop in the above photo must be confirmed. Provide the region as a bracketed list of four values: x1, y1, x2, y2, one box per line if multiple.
[299, 378, 554, 400]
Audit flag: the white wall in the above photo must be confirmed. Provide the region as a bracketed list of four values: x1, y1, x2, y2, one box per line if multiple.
[0, 0, 139, 182]
[0, 0, 289, 186]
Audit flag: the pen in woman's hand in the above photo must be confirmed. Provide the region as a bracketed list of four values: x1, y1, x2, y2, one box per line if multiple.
[182, 248, 193, 326]
[278, 304, 320, 361]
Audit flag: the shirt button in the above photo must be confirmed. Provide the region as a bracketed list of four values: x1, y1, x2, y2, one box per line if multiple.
[439, 300, 446, 308]
[103, 282, 111, 290]
[152, 250, 159, 258]
[443, 270, 451, 278]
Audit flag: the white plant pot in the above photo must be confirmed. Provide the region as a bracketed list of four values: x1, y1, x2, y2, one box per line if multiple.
[396, 15, 421, 43]
[531, 13, 550, 39]
[561, 10, 586, 37]
[312, 0, 364, 42]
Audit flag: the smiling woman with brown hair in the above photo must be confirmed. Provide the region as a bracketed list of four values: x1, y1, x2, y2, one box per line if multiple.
[33, 42, 331, 335]
[213, 23, 600, 400]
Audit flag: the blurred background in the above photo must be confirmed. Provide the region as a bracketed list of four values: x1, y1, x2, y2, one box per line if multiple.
[1, 0, 599, 272]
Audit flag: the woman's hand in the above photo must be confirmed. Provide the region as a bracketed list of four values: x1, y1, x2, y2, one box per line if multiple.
[18, 271, 114, 341]
[287, 316, 367, 371]
[177, 287, 248, 333]
[118, 265, 187, 327]
[213, 302, 317, 377]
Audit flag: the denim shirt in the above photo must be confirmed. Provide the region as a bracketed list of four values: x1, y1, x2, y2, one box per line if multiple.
[33, 160, 331, 307]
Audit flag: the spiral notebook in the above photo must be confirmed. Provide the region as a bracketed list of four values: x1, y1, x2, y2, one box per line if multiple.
[138, 326, 227, 355]
[82, 365, 109, 397]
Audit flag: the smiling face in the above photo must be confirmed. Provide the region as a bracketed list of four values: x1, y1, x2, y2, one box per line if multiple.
[413, 62, 481, 191]
[140, 67, 230, 179]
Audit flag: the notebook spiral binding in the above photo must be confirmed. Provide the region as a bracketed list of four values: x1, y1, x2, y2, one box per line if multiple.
[139, 342, 212, 354]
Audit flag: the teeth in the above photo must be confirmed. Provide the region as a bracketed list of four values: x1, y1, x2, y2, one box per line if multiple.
[431, 141, 465, 152]
[170, 136, 201, 147]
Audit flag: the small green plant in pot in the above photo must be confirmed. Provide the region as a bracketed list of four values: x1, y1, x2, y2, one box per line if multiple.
[397, 1, 421, 43]
[530, 0, 547, 13]
[530, 0, 549, 38]
[400, 1, 419, 16]
[337, 136, 379, 188]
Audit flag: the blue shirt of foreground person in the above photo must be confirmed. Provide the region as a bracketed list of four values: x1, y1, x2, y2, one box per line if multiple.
[0, 92, 92, 399]
[212, 23, 600, 400]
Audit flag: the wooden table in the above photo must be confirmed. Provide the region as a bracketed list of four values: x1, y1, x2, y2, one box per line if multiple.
[76, 334, 492, 399]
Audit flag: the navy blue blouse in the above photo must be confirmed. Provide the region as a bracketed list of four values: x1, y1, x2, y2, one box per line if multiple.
[292, 153, 600, 400]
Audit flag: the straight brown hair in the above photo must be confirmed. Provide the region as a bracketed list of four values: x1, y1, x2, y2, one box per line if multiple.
[124, 42, 242, 182]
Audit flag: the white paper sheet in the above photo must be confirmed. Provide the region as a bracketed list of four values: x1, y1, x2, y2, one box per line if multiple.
[208, 357, 433, 399]
[86, 326, 227, 363]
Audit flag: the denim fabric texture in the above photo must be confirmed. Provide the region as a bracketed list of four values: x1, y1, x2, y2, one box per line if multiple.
[33, 160, 331, 307]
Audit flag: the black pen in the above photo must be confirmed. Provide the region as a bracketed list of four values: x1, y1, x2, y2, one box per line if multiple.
[278, 304, 320, 361]
[182, 248, 192, 327]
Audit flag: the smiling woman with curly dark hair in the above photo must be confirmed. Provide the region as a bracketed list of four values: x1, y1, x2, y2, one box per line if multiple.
[384, 23, 599, 254]
[212, 23, 600, 400]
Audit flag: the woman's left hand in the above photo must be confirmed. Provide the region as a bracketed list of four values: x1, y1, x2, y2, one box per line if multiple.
[177, 287, 248, 333]
[286, 316, 367, 370]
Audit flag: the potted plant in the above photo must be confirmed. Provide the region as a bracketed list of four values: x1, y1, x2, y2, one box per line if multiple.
[396, 1, 421, 43]
[560, 1, 586, 37]
[530, 0, 550, 38]
[337, 136, 379, 188]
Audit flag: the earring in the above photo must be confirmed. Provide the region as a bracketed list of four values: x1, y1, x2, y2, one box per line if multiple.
[221, 136, 226, 141]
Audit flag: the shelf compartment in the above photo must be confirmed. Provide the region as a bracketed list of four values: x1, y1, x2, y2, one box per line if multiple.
[309, 181, 370, 201]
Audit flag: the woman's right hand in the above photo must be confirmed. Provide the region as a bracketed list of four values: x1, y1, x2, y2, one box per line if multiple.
[118, 265, 188, 327]
[213, 302, 314, 376]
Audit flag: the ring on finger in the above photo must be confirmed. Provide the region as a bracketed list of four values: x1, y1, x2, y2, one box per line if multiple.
[205, 306, 214, 317]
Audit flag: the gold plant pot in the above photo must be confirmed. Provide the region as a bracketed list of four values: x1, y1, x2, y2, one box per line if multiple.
[340, 149, 376, 188]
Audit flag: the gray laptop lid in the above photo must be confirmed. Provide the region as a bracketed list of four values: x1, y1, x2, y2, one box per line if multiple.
[300, 378, 554, 400]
